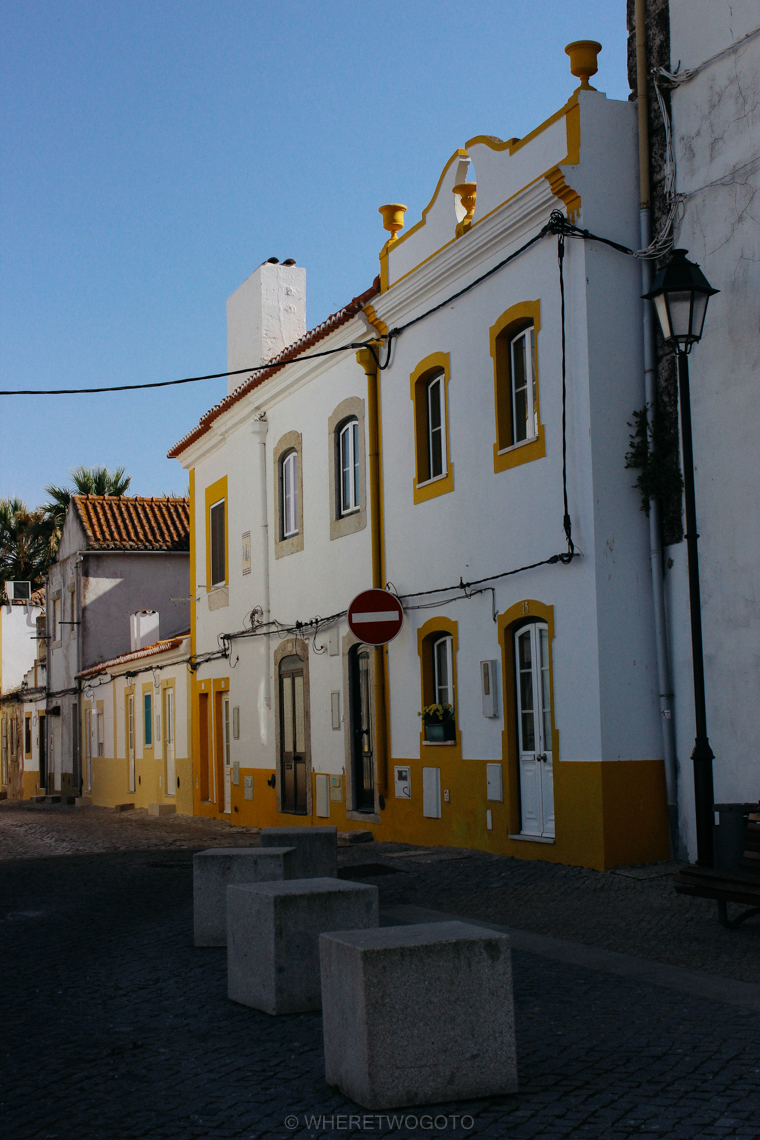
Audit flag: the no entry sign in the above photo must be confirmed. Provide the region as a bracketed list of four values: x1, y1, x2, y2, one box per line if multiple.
[347, 589, 404, 646]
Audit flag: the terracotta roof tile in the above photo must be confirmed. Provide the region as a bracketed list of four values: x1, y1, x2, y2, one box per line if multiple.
[167, 280, 380, 459]
[76, 633, 190, 678]
[72, 496, 190, 551]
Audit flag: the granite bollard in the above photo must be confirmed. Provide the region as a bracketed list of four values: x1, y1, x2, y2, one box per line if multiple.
[193, 847, 296, 947]
[227, 877, 378, 1014]
[320, 921, 518, 1109]
[259, 826, 338, 879]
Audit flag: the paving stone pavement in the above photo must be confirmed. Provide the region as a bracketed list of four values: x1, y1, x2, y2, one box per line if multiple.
[1, 807, 759, 1139]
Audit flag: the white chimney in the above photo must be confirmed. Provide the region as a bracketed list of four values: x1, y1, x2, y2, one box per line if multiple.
[130, 610, 159, 652]
[226, 260, 306, 395]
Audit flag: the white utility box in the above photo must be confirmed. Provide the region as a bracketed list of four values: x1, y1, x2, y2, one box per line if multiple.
[481, 660, 499, 717]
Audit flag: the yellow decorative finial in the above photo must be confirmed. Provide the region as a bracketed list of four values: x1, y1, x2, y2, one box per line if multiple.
[379, 203, 407, 241]
[453, 182, 477, 237]
[565, 40, 602, 90]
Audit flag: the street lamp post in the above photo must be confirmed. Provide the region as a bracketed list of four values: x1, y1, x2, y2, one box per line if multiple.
[644, 249, 719, 866]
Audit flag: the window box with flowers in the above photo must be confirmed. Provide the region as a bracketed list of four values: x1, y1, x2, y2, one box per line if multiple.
[419, 703, 456, 743]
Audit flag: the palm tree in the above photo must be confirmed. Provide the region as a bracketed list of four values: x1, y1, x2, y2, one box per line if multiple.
[0, 498, 49, 599]
[42, 465, 132, 560]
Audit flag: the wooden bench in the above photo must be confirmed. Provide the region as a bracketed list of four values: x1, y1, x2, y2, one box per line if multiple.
[674, 813, 760, 928]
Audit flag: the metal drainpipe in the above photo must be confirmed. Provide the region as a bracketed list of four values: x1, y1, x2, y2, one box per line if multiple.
[636, 0, 679, 855]
[251, 417, 271, 709]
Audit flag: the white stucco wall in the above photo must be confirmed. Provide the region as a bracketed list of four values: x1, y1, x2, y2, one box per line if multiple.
[1, 604, 43, 694]
[665, 3, 760, 857]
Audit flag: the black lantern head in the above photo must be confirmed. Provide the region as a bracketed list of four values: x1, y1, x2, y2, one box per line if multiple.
[643, 249, 719, 352]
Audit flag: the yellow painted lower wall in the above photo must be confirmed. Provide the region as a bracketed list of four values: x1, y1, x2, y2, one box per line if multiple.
[89, 753, 194, 815]
[22, 770, 42, 799]
[212, 756, 669, 871]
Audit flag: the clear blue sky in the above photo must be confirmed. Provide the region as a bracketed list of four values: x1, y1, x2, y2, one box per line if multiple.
[1, 1, 630, 507]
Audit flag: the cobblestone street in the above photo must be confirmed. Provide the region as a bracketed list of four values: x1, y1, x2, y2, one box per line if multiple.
[1, 803, 759, 1139]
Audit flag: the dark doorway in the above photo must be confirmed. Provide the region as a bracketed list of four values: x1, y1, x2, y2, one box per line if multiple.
[38, 715, 47, 790]
[279, 655, 307, 814]
[349, 644, 375, 812]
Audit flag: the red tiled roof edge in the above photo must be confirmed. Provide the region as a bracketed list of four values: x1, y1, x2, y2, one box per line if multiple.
[76, 633, 190, 679]
[167, 280, 380, 459]
[72, 495, 190, 551]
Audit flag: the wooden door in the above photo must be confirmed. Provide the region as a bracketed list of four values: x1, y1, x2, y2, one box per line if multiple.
[222, 696, 231, 813]
[164, 689, 175, 796]
[349, 644, 375, 812]
[279, 655, 307, 814]
[84, 709, 92, 793]
[127, 695, 136, 793]
[515, 623, 554, 838]
[38, 714, 47, 790]
[199, 692, 210, 801]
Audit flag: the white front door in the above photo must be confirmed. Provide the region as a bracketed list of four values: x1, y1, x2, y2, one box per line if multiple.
[127, 695, 136, 793]
[222, 696, 231, 814]
[165, 689, 175, 796]
[515, 623, 554, 838]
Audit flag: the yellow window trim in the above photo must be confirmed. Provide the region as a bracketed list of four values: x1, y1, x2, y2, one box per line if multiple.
[416, 615, 461, 754]
[490, 300, 546, 473]
[204, 475, 228, 590]
[409, 351, 454, 504]
[189, 469, 196, 657]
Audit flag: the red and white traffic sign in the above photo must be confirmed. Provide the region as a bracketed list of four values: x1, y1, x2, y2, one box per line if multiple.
[347, 589, 404, 646]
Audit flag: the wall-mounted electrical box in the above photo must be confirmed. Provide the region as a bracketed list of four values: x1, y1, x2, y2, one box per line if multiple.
[231, 761, 240, 786]
[243, 775, 253, 800]
[486, 762, 503, 802]
[394, 766, 411, 799]
[481, 660, 499, 717]
[330, 774, 343, 802]
[315, 773, 330, 818]
[232, 707, 240, 739]
[422, 767, 441, 818]
[331, 692, 341, 729]
[328, 627, 340, 656]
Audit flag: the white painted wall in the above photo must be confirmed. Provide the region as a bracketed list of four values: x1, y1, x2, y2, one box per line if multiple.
[1, 604, 42, 694]
[665, 3, 760, 857]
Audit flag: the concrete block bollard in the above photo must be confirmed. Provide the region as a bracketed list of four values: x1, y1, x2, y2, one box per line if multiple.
[227, 877, 378, 1015]
[320, 921, 518, 1109]
[193, 847, 296, 947]
[259, 826, 338, 879]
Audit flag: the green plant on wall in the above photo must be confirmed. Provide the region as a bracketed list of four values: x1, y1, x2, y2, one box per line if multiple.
[625, 404, 684, 517]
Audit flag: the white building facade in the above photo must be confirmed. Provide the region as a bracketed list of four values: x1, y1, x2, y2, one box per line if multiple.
[654, 3, 760, 856]
[170, 44, 681, 869]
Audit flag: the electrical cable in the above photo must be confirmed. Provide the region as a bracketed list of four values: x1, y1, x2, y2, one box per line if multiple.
[0, 342, 376, 397]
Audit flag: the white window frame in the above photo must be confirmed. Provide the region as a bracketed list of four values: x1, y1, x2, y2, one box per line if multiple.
[426, 373, 446, 482]
[510, 326, 538, 446]
[282, 450, 299, 538]
[339, 419, 360, 516]
[209, 498, 226, 586]
[432, 634, 454, 708]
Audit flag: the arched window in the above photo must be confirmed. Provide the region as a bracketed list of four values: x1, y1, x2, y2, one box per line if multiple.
[426, 373, 445, 480]
[509, 326, 537, 445]
[432, 634, 454, 707]
[410, 353, 454, 503]
[339, 418, 360, 515]
[281, 450, 298, 538]
[490, 301, 545, 472]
